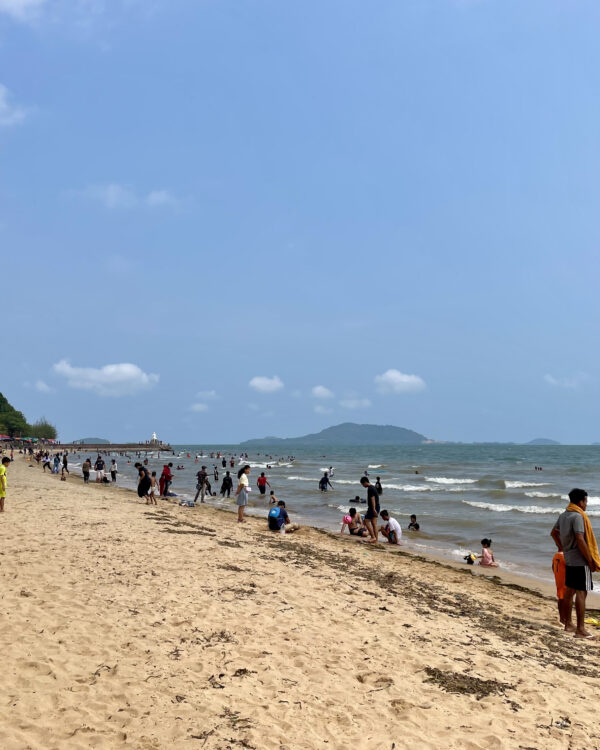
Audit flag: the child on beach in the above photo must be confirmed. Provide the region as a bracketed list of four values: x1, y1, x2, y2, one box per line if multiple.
[552, 550, 568, 625]
[340, 507, 369, 537]
[0, 456, 9, 512]
[478, 538, 498, 567]
[149, 471, 158, 505]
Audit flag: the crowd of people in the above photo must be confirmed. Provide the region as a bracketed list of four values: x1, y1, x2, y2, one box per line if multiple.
[4, 443, 600, 639]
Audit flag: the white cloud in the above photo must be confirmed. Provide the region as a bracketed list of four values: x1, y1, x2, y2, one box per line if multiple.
[81, 183, 178, 210]
[146, 189, 177, 207]
[35, 379, 53, 393]
[196, 390, 217, 400]
[312, 385, 334, 399]
[374, 369, 426, 394]
[190, 402, 208, 412]
[544, 373, 589, 390]
[53, 359, 159, 396]
[0, 0, 46, 21]
[249, 375, 284, 393]
[314, 405, 333, 415]
[339, 398, 371, 410]
[0, 84, 27, 127]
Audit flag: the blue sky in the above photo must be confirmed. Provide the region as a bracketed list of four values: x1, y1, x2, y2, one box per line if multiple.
[2, 0, 600, 444]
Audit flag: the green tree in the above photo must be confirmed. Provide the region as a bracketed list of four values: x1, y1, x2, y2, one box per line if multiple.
[29, 417, 58, 440]
[0, 408, 28, 437]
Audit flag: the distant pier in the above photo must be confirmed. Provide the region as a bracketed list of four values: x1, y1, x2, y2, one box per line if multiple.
[56, 443, 174, 453]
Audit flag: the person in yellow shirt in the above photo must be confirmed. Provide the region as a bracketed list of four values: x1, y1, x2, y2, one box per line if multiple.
[0, 456, 10, 512]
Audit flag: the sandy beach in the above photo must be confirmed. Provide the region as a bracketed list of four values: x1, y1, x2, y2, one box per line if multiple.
[2, 457, 600, 750]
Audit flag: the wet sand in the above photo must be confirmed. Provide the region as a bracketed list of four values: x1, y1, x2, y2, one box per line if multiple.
[2, 456, 600, 750]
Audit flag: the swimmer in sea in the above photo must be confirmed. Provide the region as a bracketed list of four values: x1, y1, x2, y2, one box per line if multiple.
[408, 514, 420, 531]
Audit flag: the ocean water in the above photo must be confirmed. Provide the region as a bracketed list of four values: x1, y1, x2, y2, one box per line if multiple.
[68, 444, 600, 587]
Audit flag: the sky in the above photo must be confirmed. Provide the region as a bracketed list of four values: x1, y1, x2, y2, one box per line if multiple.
[1, 0, 600, 445]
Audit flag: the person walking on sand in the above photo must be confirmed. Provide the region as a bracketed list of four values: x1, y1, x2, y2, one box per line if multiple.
[235, 465, 251, 523]
[360, 475, 380, 543]
[551, 488, 600, 639]
[0, 456, 10, 512]
[62, 451, 69, 476]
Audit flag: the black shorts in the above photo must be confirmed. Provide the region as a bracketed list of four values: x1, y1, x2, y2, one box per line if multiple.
[365, 508, 379, 520]
[565, 565, 594, 592]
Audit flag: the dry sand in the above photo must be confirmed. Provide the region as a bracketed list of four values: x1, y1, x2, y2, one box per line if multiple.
[2, 456, 600, 750]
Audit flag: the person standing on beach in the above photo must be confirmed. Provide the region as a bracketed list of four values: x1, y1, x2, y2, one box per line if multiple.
[551, 488, 600, 639]
[110, 459, 118, 482]
[360, 475, 380, 543]
[375, 477, 383, 495]
[235, 465, 251, 523]
[94, 455, 105, 483]
[62, 452, 69, 476]
[552, 550, 568, 626]
[0, 456, 9, 512]
[160, 463, 173, 496]
[82, 458, 91, 483]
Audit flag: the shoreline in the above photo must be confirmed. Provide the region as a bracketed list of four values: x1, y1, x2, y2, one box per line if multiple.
[4, 456, 600, 749]
[77, 462, 600, 608]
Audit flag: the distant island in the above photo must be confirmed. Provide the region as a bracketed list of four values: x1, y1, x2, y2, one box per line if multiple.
[240, 422, 430, 447]
[525, 438, 561, 446]
[73, 437, 110, 445]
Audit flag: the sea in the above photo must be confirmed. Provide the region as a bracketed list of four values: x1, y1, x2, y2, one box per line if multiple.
[68, 443, 600, 590]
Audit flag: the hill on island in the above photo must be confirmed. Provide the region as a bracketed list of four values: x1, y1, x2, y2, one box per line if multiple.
[240, 422, 429, 447]
[525, 438, 561, 446]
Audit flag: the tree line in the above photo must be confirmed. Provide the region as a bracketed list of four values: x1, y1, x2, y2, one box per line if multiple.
[0, 392, 58, 440]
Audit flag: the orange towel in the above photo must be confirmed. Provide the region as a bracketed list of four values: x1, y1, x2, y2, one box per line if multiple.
[566, 503, 600, 570]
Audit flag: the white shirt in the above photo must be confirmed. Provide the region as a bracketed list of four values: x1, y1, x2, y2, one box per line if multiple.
[385, 517, 402, 539]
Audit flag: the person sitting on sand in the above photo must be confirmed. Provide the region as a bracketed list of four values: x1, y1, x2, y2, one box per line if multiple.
[408, 514, 420, 531]
[379, 510, 402, 544]
[340, 507, 369, 537]
[268, 500, 299, 534]
[478, 538, 498, 567]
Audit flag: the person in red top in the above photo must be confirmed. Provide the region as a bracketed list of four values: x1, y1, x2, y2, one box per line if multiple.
[257, 472, 271, 496]
[159, 463, 173, 496]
